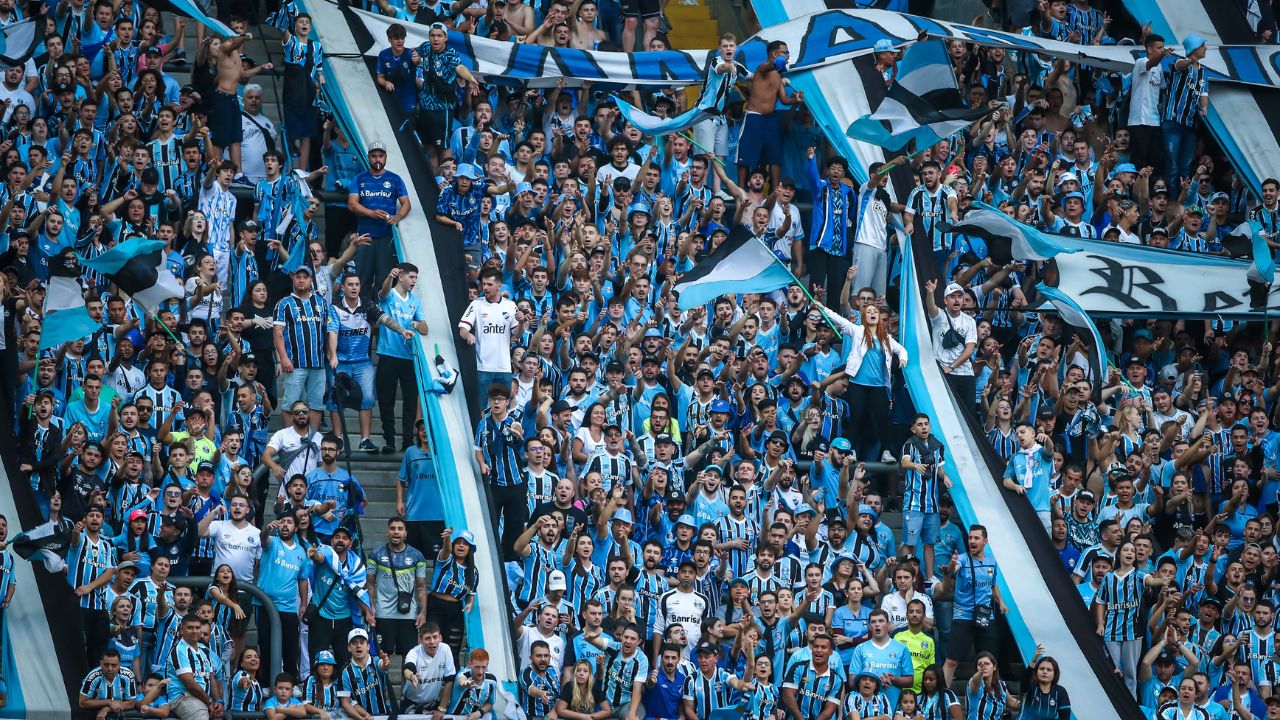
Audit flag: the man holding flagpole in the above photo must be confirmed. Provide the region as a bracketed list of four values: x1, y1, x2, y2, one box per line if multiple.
[804, 146, 856, 303]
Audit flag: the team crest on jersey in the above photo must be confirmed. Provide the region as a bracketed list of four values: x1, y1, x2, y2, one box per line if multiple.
[383, 181, 391, 188]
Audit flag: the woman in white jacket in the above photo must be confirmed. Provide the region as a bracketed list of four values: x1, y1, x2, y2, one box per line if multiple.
[813, 301, 909, 464]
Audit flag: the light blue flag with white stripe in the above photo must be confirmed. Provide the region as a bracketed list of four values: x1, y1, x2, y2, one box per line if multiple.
[1035, 283, 1107, 401]
[614, 52, 740, 137]
[943, 201, 1077, 263]
[673, 226, 796, 310]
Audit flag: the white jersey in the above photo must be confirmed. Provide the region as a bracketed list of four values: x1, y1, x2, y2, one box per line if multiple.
[655, 588, 710, 653]
[401, 644, 457, 706]
[459, 297, 519, 373]
[518, 628, 565, 675]
[206, 519, 263, 582]
[267, 427, 323, 491]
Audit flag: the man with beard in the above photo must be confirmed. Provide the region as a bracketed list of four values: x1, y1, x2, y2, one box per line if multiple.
[347, 142, 410, 300]
[306, 525, 374, 667]
[264, 400, 324, 490]
[305, 434, 366, 541]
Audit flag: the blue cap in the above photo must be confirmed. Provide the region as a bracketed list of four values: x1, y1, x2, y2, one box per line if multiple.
[873, 39, 895, 53]
[831, 437, 852, 452]
[858, 503, 878, 519]
[611, 508, 634, 525]
[794, 502, 816, 516]
[709, 399, 732, 414]
[705, 222, 729, 237]
[627, 202, 652, 218]
[451, 529, 476, 548]
[676, 513, 697, 528]
[1062, 191, 1086, 203]
[1183, 33, 1206, 54]
[789, 372, 810, 386]
[315, 650, 337, 666]
[1111, 162, 1137, 177]
[515, 182, 534, 195]
[457, 164, 480, 181]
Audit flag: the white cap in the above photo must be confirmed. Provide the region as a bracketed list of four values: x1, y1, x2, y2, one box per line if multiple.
[347, 628, 369, 642]
[944, 282, 965, 296]
[546, 570, 567, 591]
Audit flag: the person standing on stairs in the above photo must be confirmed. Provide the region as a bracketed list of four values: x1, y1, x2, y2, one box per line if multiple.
[256, 514, 310, 685]
[376, 263, 430, 454]
[399, 419, 447, 559]
[368, 516, 428, 668]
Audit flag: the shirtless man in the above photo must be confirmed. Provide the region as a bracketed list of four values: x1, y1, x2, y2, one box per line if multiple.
[570, 0, 607, 50]
[736, 40, 803, 189]
[207, 33, 252, 172]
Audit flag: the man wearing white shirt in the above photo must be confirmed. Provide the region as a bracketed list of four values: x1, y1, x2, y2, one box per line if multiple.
[924, 281, 978, 411]
[1127, 34, 1173, 174]
[770, 178, 805, 266]
[401, 623, 456, 714]
[197, 495, 262, 581]
[239, 85, 279, 182]
[0, 66, 34, 123]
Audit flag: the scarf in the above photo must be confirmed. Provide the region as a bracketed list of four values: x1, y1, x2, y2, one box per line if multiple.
[1016, 443, 1045, 490]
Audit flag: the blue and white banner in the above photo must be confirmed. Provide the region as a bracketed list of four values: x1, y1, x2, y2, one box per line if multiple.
[943, 203, 1078, 263]
[614, 52, 739, 135]
[1051, 235, 1280, 317]
[149, 0, 236, 37]
[350, 7, 1280, 89]
[0, 20, 41, 69]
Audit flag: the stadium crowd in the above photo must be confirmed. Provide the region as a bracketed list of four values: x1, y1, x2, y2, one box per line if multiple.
[0, 0, 1276, 715]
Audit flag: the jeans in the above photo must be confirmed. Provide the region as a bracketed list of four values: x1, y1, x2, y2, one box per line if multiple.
[329, 360, 376, 410]
[474, 370, 512, 413]
[1106, 638, 1143, 695]
[1162, 122, 1198, 187]
[851, 242, 888, 297]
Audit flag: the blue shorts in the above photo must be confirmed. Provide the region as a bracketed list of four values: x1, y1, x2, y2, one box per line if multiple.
[328, 360, 376, 411]
[735, 111, 782, 169]
[209, 89, 243, 147]
[902, 510, 940, 546]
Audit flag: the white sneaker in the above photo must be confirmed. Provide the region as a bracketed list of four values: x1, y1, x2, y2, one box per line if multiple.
[881, 450, 895, 463]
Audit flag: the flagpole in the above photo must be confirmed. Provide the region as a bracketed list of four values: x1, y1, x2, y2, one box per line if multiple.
[678, 131, 727, 168]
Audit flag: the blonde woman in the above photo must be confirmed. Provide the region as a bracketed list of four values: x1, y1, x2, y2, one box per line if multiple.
[552, 660, 611, 720]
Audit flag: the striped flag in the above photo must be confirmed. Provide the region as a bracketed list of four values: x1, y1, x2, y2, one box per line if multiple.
[146, 0, 236, 37]
[673, 226, 796, 310]
[614, 52, 742, 136]
[79, 238, 185, 315]
[0, 20, 41, 69]
[942, 202, 1078, 263]
[1224, 220, 1276, 309]
[10, 519, 74, 573]
[847, 41, 992, 151]
[38, 249, 99, 352]
[1035, 283, 1107, 400]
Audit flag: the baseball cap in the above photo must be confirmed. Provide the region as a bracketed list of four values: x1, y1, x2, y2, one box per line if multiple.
[1055, 171, 1079, 186]
[116, 560, 139, 572]
[331, 525, 354, 539]
[367, 141, 388, 154]
[1062, 191, 1085, 203]
[292, 265, 314, 276]
[1076, 490, 1097, 503]
[944, 282, 965, 296]
[656, 433, 676, 445]
[611, 508, 634, 525]
[830, 437, 852, 453]
[550, 399, 572, 414]
[873, 39, 895, 53]
[695, 641, 720, 655]
[1154, 650, 1177, 665]
[128, 508, 148, 522]
[676, 514, 697, 528]
[1210, 191, 1229, 203]
[1183, 33, 1206, 54]
[451, 530, 476, 548]
[237, 219, 260, 233]
[1148, 226, 1169, 237]
[767, 430, 789, 445]
[347, 628, 369, 642]
[1112, 162, 1137, 175]
[1133, 328, 1154, 341]
[314, 651, 337, 666]
[809, 438, 831, 454]
[546, 570, 568, 591]
[240, 353, 258, 365]
[858, 503, 878, 520]
[516, 182, 534, 195]
[196, 461, 214, 474]
[794, 503, 816, 517]
[1123, 353, 1145, 367]
[709, 399, 732, 414]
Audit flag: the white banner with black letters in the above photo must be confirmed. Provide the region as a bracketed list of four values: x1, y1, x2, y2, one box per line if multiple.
[1052, 238, 1280, 317]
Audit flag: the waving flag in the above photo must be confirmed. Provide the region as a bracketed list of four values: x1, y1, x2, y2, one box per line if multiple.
[673, 226, 796, 310]
[10, 519, 75, 573]
[146, 0, 236, 37]
[79, 238, 185, 314]
[615, 52, 743, 136]
[847, 41, 992, 151]
[39, 250, 100, 352]
[942, 202, 1078, 264]
[0, 20, 41, 69]
[1224, 220, 1276, 309]
[1035, 283, 1107, 399]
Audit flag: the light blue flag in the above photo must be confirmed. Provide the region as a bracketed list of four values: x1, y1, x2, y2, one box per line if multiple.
[1035, 283, 1107, 401]
[673, 226, 796, 310]
[614, 51, 740, 137]
[943, 201, 1077, 263]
